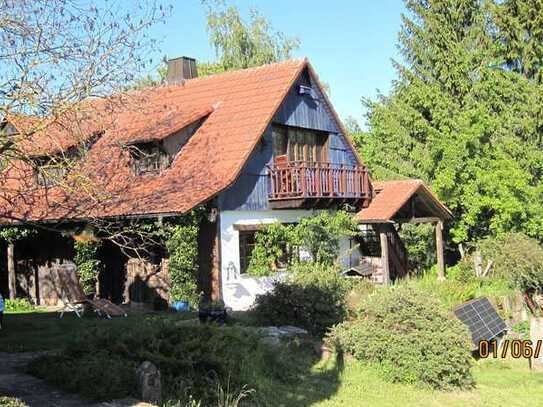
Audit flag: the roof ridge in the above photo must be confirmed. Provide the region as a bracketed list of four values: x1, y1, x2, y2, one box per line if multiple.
[161, 57, 307, 88]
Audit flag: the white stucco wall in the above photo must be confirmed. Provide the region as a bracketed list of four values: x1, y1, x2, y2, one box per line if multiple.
[220, 209, 315, 310]
[219, 209, 360, 310]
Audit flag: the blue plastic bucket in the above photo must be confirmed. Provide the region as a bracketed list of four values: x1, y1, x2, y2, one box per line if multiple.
[172, 300, 190, 312]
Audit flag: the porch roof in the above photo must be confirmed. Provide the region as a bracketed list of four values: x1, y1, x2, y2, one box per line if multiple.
[355, 179, 452, 223]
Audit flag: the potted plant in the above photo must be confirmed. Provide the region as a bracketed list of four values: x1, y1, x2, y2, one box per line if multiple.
[198, 298, 227, 325]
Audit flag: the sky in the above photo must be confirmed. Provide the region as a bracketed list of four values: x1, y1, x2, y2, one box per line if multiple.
[148, 0, 407, 127]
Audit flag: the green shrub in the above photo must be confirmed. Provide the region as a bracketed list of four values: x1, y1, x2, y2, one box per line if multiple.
[0, 397, 28, 407]
[478, 233, 543, 293]
[344, 279, 376, 317]
[447, 257, 477, 284]
[165, 223, 199, 306]
[27, 321, 308, 405]
[253, 263, 348, 336]
[5, 298, 34, 313]
[73, 240, 102, 296]
[28, 352, 136, 400]
[327, 286, 474, 390]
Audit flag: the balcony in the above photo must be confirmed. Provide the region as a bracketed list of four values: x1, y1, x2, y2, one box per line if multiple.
[268, 160, 372, 209]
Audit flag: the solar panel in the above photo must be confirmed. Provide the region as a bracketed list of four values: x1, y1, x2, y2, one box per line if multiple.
[453, 297, 507, 347]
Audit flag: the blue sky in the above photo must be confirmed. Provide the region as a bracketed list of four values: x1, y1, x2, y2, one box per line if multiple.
[149, 0, 406, 126]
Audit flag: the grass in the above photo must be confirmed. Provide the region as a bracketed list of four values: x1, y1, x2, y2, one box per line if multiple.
[0, 310, 198, 352]
[309, 357, 543, 407]
[3, 312, 543, 406]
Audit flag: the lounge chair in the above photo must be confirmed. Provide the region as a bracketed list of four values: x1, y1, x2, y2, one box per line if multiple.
[57, 265, 127, 319]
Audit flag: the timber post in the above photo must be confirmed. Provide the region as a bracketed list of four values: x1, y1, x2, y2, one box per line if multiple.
[436, 220, 445, 281]
[7, 242, 16, 300]
[380, 227, 390, 286]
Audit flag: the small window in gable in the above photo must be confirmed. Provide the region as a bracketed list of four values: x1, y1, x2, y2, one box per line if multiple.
[129, 141, 172, 176]
[35, 156, 69, 187]
[33, 133, 100, 188]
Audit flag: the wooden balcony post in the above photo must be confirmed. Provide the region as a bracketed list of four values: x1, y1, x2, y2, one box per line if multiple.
[436, 220, 445, 280]
[380, 228, 390, 286]
[7, 242, 16, 300]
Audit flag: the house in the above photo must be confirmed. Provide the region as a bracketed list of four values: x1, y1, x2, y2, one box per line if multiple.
[0, 57, 451, 310]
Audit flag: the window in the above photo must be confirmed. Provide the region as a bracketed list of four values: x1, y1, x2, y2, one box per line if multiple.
[272, 125, 327, 163]
[129, 142, 171, 176]
[35, 157, 69, 187]
[239, 231, 257, 274]
[357, 229, 381, 257]
[238, 228, 295, 274]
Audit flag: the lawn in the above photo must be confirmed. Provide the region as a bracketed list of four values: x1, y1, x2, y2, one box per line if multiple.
[0, 309, 198, 352]
[309, 357, 543, 407]
[2, 311, 543, 406]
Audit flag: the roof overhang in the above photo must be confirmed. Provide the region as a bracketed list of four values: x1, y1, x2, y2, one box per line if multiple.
[356, 179, 452, 224]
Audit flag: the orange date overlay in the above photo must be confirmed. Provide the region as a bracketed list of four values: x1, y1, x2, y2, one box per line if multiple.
[479, 339, 543, 359]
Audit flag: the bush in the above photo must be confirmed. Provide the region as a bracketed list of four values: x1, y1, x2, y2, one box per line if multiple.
[478, 233, 543, 293]
[5, 298, 34, 313]
[327, 286, 474, 390]
[27, 321, 309, 405]
[0, 397, 28, 407]
[253, 263, 348, 336]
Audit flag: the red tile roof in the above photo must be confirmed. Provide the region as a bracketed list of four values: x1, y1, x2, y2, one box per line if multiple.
[2, 59, 343, 222]
[356, 179, 452, 223]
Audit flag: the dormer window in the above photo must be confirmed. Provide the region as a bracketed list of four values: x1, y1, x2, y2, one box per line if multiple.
[129, 141, 171, 176]
[35, 156, 69, 187]
[33, 131, 101, 188]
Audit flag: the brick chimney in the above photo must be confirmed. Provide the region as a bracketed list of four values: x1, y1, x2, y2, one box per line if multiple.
[165, 56, 198, 84]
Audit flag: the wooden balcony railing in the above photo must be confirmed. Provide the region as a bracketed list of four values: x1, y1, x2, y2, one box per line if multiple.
[268, 160, 371, 202]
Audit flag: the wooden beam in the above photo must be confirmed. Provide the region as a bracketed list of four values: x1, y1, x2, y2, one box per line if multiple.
[380, 229, 390, 286]
[7, 242, 16, 300]
[398, 216, 441, 224]
[436, 221, 445, 281]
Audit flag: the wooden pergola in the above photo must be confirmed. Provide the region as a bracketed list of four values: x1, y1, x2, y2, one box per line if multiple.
[356, 179, 453, 285]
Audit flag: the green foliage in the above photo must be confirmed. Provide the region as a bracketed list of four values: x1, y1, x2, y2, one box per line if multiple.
[4, 298, 34, 313]
[397, 223, 435, 273]
[247, 211, 358, 276]
[164, 213, 202, 306]
[202, 1, 299, 74]
[478, 232, 543, 292]
[0, 226, 37, 242]
[27, 321, 312, 405]
[327, 286, 474, 390]
[511, 320, 530, 339]
[357, 0, 543, 244]
[247, 222, 298, 276]
[492, 0, 543, 82]
[296, 211, 358, 265]
[446, 256, 477, 284]
[0, 397, 28, 407]
[73, 240, 102, 296]
[253, 264, 348, 336]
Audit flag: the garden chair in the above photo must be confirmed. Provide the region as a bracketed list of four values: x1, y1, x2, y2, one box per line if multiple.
[57, 266, 127, 319]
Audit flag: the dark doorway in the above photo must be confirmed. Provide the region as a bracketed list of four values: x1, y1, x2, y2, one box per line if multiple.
[98, 241, 128, 304]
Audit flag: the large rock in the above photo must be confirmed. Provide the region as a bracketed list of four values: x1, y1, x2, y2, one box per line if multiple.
[135, 361, 161, 405]
[257, 325, 308, 346]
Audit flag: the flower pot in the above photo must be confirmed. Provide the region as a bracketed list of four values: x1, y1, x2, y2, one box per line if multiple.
[171, 300, 190, 312]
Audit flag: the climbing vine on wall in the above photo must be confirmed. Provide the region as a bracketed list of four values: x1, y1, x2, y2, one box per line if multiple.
[111, 208, 204, 306]
[73, 239, 102, 296]
[247, 210, 358, 276]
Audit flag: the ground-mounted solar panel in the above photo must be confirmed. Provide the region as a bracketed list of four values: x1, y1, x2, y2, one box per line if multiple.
[453, 297, 507, 347]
